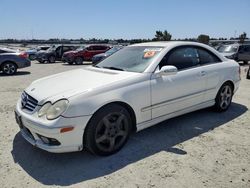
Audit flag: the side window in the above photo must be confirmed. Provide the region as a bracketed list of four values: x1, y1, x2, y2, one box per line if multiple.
[62, 46, 71, 52]
[87, 46, 94, 51]
[99, 46, 106, 50]
[160, 47, 199, 70]
[0, 50, 4, 54]
[197, 48, 221, 65]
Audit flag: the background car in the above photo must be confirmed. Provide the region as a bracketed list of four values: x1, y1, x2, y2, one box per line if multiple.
[62, 44, 111, 65]
[15, 42, 240, 156]
[26, 46, 50, 60]
[218, 43, 250, 64]
[92, 46, 123, 64]
[0, 48, 30, 75]
[36, 45, 78, 63]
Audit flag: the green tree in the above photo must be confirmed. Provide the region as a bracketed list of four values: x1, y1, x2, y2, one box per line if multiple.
[154, 30, 172, 41]
[197, 34, 210, 44]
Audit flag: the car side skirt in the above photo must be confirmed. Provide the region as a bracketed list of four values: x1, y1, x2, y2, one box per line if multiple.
[136, 99, 215, 132]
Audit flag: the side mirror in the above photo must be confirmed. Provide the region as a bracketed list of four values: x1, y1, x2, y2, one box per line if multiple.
[156, 65, 178, 76]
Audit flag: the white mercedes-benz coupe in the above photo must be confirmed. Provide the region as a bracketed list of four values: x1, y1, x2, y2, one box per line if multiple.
[15, 42, 241, 155]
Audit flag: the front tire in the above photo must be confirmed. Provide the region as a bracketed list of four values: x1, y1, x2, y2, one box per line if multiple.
[1, 62, 17, 75]
[84, 104, 132, 156]
[214, 83, 233, 112]
[247, 66, 250, 79]
[48, 55, 56, 63]
[75, 57, 83, 65]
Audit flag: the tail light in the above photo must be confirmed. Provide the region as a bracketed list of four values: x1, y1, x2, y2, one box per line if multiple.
[19, 52, 28, 59]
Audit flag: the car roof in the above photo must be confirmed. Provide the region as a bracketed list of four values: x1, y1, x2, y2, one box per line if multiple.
[0, 47, 17, 52]
[130, 41, 211, 48]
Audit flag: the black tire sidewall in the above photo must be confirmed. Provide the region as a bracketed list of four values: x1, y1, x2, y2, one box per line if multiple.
[75, 57, 83, 65]
[48, 56, 56, 63]
[84, 104, 132, 156]
[247, 67, 250, 79]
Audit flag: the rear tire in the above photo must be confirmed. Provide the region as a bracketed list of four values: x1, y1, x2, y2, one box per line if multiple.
[214, 83, 233, 112]
[1, 62, 17, 75]
[84, 104, 132, 156]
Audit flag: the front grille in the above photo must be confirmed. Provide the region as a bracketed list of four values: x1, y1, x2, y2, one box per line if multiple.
[21, 92, 38, 112]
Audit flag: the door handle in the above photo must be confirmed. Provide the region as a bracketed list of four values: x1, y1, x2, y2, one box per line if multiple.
[199, 71, 207, 77]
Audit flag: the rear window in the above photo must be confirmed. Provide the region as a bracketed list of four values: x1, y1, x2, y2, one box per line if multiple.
[198, 48, 221, 65]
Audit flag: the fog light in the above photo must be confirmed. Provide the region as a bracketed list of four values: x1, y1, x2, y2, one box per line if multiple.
[40, 136, 50, 144]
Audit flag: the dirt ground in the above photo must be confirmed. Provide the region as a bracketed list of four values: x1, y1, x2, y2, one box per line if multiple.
[0, 60, 249, 188]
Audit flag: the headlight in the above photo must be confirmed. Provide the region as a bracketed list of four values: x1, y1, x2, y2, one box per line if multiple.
[38, 102, 52, 117]
[38, 99, 69, 120]
[46, 100, 69, 120]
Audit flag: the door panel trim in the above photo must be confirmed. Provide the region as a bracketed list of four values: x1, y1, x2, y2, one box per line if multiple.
[142, 87, 216, 112]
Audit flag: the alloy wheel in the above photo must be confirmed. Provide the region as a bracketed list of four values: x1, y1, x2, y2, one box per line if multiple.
[95, 112, 129, 152]
[219, 85, 232, 110]
[3, 63, 16, 75]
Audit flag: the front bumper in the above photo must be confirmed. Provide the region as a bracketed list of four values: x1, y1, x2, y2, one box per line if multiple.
[36, 55, 48, 62]
[15, 100, 92, 153]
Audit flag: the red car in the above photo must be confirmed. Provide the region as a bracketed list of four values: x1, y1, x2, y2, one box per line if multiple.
[62, 45, 111, 65]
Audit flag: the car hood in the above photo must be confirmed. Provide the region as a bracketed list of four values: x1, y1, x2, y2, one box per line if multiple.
[26, 49, 37, 53]
[25, 67, 139, 104]
[94, 53, 106, 58]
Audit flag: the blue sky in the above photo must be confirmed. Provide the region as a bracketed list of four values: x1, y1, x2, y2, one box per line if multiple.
[0, 0, 249, 39]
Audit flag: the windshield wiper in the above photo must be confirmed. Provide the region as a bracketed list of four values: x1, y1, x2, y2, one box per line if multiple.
[102, 66, 124, 71]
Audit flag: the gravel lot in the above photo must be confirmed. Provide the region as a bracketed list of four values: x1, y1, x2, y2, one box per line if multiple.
[0, 61, 249, 188]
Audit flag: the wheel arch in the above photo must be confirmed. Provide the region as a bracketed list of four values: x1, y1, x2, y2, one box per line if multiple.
[0, 60, 18, 70]
[85, 101, 137, 133]
[222, 80, 235, 93]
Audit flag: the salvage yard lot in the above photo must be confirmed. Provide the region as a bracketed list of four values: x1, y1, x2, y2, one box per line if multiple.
[0, 61, 249, 188]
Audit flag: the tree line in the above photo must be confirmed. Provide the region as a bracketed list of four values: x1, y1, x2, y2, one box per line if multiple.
[0, 31, 248, 45]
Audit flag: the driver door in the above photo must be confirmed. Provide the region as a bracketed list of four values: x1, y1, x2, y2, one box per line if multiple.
[150, 46, 207, 119]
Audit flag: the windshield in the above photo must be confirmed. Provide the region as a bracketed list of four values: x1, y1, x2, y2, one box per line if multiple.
[76, 45, 86, 51]
[106, 47, 122, 55]
[218, 45, 238, 53]
[95, 46, 163, 73]
[47, 45, 57, 52]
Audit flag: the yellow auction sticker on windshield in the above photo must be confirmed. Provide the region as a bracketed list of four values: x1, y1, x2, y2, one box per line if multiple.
[143, 48, 162, 58]
[144, 51, 156, 58]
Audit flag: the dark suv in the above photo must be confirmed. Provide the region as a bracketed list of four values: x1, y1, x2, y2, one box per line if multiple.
[62, 45, 111, 65]
[36, 45, 77, 63]
[218, 44, 250, 64]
